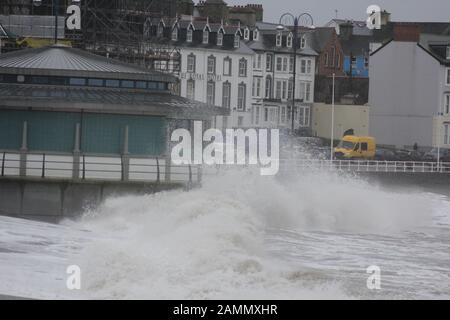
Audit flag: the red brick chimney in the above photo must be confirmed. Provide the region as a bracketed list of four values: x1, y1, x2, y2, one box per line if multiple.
[393, 23, 420, 42]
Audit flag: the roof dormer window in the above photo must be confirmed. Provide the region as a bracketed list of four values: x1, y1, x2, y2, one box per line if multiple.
[157, 24, 164, 38]
[187, 29, 193, 43]
[244, 28, 250, 40]
[217, 32, 223, 46]
[203, 30, 209, 44]
[447, 46, 450, 59]
[253, 29, 259, 41]
[300, 36, 306, 49]
[234, 34, 240, 48]
[287, 33, 293, 48]
[171, 27, 178, 41]
[276, 31, 282, 47]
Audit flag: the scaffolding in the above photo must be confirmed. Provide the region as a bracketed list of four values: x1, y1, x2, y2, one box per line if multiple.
[1, 0, 182, 76]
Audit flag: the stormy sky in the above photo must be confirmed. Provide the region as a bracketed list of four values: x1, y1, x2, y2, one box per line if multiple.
[221, 0, 450, 25]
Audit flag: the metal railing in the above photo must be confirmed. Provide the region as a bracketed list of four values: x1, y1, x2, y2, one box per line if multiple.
[0, 151, 201, 185]
[279, 159, 450, 173]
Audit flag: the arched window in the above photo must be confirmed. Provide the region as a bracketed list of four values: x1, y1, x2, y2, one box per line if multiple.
[187, 28, 193, 43]
[217, 31, 223, 46]
[203, 29, 209, 44]
[253, 29, 259, 41]
[276, 31, 282, 47]
[287, 33, 293, 48]
[171, 27, 178, 41]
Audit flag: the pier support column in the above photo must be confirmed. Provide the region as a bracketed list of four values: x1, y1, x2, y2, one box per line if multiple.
[121, 126, 130, 182]
[72, 123, 81, 180]
[19, 121, 28, 177]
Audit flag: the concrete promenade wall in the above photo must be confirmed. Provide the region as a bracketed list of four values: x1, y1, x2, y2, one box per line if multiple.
[0, 177, 187, 222]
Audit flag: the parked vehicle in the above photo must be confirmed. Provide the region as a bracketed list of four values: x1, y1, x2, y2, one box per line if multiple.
[423, 148, 450, 162]
[334, 136, 376, 160]
[374, 148, 397, 161]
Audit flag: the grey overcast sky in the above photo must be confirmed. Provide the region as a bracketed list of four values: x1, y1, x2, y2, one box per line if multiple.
[220, 0, 450, 25]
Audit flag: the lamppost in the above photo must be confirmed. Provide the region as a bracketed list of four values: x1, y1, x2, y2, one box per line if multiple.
[277, 13, 314, 135]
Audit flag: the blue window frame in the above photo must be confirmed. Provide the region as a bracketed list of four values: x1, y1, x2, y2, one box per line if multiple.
[88, 79, 104, 87]
[105, 79, 120, 87]
[136, 81, 147, 89]
[69, 78, 86, 86]
[121, 80, 135, 88]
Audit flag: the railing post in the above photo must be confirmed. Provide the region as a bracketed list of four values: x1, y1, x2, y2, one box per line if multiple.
[41, 153, 46, 178]
[19, 121, 28, 177]
[72, 123, 81, 180]
[156, 158, 160, 183]
[82, 155, 86, 180]
[1, 152, 5, 177]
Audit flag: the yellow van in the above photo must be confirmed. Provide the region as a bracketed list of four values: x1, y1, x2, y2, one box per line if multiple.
[334, 136, 376, 160]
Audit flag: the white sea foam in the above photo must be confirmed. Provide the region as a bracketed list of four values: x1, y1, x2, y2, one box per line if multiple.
[73, 168, 434, 299]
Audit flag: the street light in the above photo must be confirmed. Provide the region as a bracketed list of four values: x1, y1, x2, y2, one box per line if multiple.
[277, 13, 315, 135]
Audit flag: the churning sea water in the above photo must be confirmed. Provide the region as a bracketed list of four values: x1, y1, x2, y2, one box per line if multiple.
[0, 168, 449, 299]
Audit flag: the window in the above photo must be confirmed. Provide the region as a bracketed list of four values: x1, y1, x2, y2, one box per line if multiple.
[324, 53, 329, 67]
[282, 81, 287, 100]
[187, 54, 196, 73]
[223, 57, 232, 76]
[299, 82, 311, 102]
[207, 81, 215, 105]
[266, 54, 273, 71]
[331, 47, 336, 67]
[105, 79, 120, 87]
[300, 36, 306, 49]
[187, 29, 193, 42]
[351, 56, 357, 69]
[136, 81, 147, 89]
[239, 58, 247, 77]
[445, 123, 450, 145]
[300, 59, 312, 74]
[222, 82, 231, 108]
[207, 56, 216, 74]
[121, 80, 134, 88]
[244, 28, 250, 40]
[445, 94, 450, 115]
[283, 57, 288, 72]
[31, 76, 49, 84]
[70, 78, 86, 86]
[276, 57, 283, 71]
[288, 79, 293, 100]
[361, 142, 368, 151]
[252, 77, 262, 97]
[276, 80, 282, 99]
[276, 31, 282, 47]
[253, 29, 259, 41]
[203, 30, 209, 44]
[253, 54, 262, 70]
[287, 34, 293, 48]
[447, 69, 450, 85]
[265, 76, 272, 98]
[298, 106, 310, 127]
[157, 25, 164, 38]
[238, 83, 246, 110]
[217, 32, 223, 46]
[447, 46, 450, 60]
[364, 56, 369, 69]
[172, 28, 178, 41]
[234, 35, 240, 48]
[281, 107, 286, 123]
[187, 80, 195, 100]
[88, 79, 104, 87]
[255, 106, 260, 125]
[289, 56, 294, 72]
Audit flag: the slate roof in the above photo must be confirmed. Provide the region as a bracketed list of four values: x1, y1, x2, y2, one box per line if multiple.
[0, 83, 228, 119]
[339, 35, 372, 56]
[0, 45, 176, 82]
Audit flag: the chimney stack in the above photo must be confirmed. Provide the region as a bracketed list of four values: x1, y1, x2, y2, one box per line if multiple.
[393, 23, 420, 42]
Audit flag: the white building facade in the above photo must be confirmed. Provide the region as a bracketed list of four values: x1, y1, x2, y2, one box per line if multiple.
[149, 18, 317, 132]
